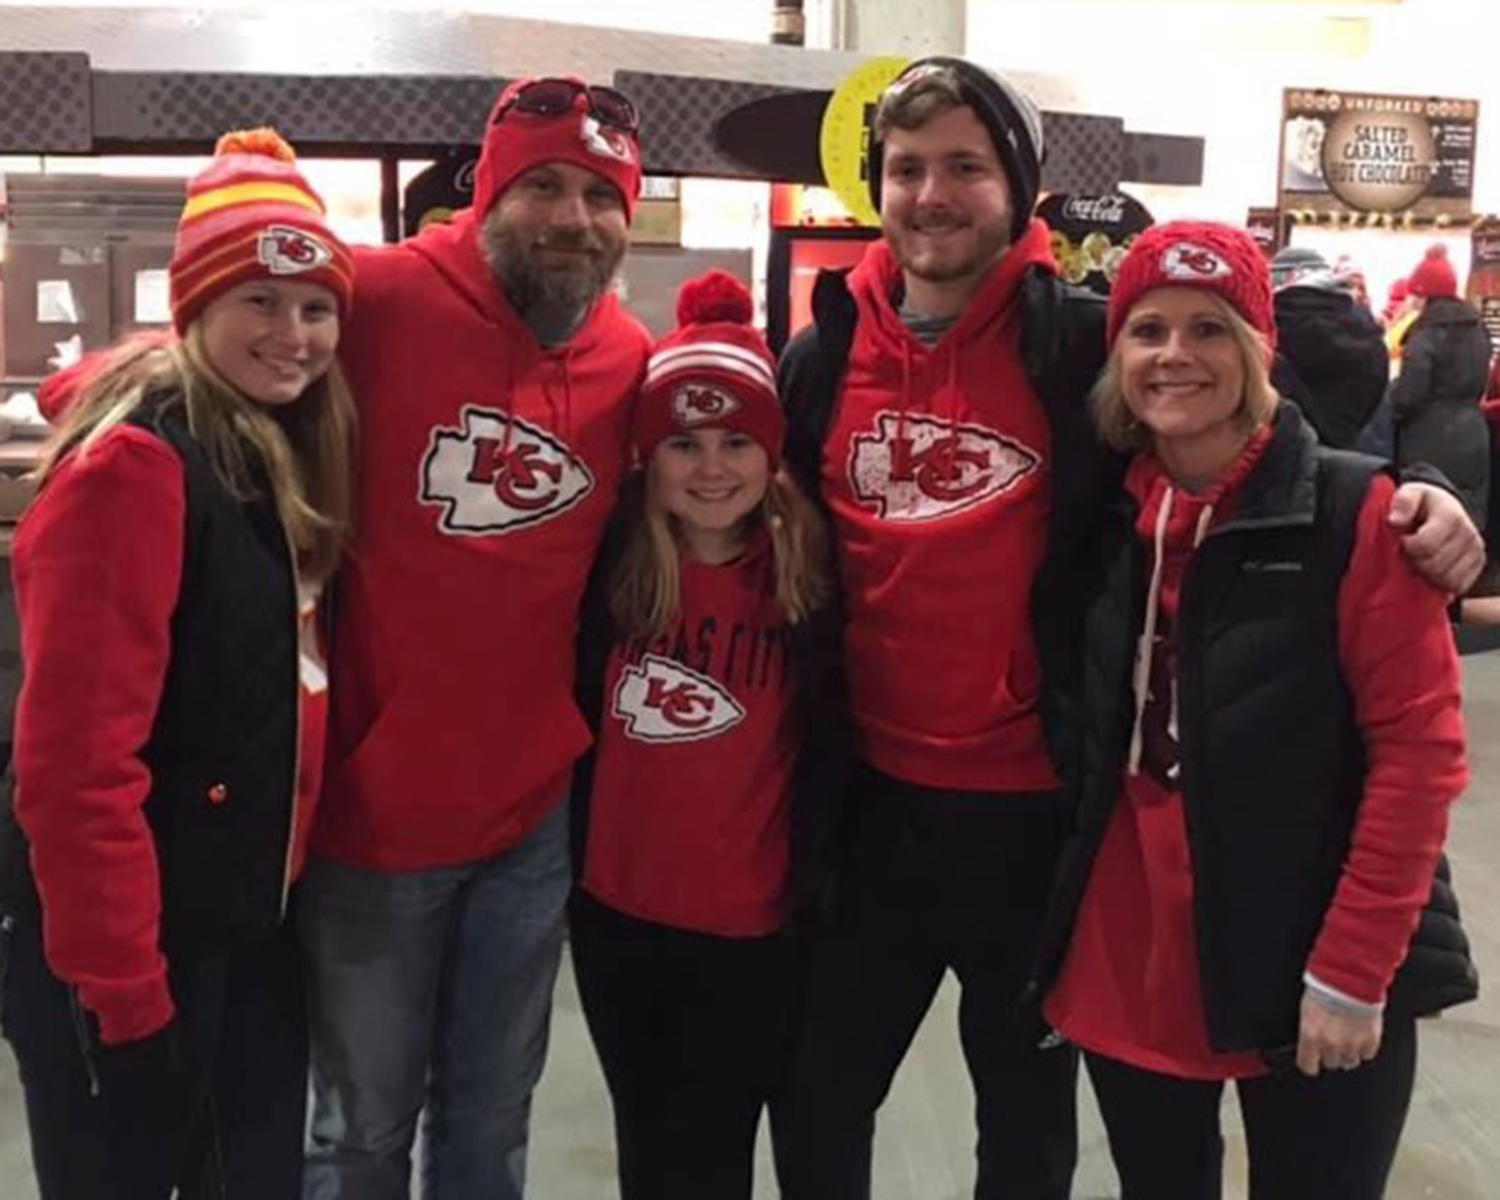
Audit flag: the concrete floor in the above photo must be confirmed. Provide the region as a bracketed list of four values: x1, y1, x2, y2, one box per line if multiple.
[3, 650, 1496, 1198]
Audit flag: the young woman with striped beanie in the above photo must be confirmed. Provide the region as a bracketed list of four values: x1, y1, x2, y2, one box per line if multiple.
[0, 127, 355, 1199]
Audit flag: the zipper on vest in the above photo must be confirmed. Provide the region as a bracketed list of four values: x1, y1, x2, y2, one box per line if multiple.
[279, 533, 303, 922]
[68, 987, 102, 1098]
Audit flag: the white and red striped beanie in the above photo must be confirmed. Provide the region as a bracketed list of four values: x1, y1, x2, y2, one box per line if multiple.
[635, 271, 784, 468]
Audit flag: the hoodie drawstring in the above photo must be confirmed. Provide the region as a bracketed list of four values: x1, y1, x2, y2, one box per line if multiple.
[943, 337, 961, 476]
[898, 341, 913, 450]
[1126, 490, 1215, 776]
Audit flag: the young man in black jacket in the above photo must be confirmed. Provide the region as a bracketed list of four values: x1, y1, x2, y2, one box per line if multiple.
[774, 55, 1485, 1200]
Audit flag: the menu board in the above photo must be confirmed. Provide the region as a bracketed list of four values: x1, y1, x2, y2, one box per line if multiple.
[1279, 89, 1478, 221]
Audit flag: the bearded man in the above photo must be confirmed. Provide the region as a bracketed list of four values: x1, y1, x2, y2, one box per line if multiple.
[297, 76, 651, 1200]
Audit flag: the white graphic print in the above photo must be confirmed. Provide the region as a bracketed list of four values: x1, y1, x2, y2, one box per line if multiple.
[298, 586, 328, 695]
[1162, 242, 1232, 282]
[580, 115, 637, 164]
[256, 225, 334, 275]
[420, 406, 595, 535]
[848, 411, 1040, 523]
[672, 383, 741, 427]
[612, 654, 746, 743]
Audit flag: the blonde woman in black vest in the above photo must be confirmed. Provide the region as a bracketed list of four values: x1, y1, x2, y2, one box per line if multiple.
[0, 129, 355, 1199]
[1039, 222, 1471, 1199]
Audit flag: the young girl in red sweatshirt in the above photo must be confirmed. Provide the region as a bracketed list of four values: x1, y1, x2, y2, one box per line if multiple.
[0, 129, 354, 1199]
[1038, 222, 1472, 1199]
[570, 271, 850, 1200]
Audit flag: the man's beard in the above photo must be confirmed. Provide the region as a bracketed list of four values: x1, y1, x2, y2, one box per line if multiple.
[887, 206, 1011, 286]
[482, 216, 625, 339]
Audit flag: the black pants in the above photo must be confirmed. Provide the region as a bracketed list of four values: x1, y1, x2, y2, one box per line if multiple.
[1085, 1014, 1418, 1200]
[0, 903, 307, 1200]
[776, 768, 1078, 1200]
[569, 890, 804, 1200]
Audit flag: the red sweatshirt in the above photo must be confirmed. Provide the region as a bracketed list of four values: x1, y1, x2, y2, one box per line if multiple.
[1045, 434, 1468, 1080]
[312, 212, 651, 870]
[581, 535, 796, 936]
[822, 221, 1059, 792]
[11, 426, 328, 1045]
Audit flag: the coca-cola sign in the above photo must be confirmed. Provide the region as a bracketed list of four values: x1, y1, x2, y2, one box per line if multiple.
[1036, 192, 1154, 296]
[1061, 195, 1129, 225]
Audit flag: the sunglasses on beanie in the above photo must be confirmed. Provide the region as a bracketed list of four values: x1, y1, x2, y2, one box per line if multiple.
[494, 78, 639, 134]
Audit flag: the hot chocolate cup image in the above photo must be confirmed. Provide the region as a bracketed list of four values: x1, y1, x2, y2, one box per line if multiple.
[1283, 116, 1328, 191]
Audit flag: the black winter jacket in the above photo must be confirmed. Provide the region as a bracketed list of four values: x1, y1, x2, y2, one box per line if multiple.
[1393, 297, 1492, 532]
[1271, 284, 1389, 449]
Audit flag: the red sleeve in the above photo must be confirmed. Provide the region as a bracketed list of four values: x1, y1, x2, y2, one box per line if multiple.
[11, 425, 186, 1045]
[1307, 472, 1469, 1004]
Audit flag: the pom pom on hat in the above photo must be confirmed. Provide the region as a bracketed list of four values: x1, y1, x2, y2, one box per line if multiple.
[678, 269, 754, 326]
[1106, 220, 1275, 349]
[213, 127, 297, 162]
[1408, 243, 1459, 299]
[635, 271, 784, 467]
[169, 126, 354, 334]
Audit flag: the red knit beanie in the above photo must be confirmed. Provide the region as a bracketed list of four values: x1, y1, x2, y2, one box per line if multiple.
[1107, 221, 1275, 349]
[169, 128, 354, 334]
[1408, 244, 1459, 299]
[635, 271, 783, 468]
[472, 77, 643, 220]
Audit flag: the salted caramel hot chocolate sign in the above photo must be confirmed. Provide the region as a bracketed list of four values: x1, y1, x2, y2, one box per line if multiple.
[1279, 89, 1478, 221]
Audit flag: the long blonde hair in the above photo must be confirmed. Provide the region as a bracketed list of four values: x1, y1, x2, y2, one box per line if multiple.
[608, 468, 833, 642]
[38, 326, 355, 584]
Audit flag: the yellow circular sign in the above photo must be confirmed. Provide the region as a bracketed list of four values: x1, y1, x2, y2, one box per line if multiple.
[819, 56, 910, 228]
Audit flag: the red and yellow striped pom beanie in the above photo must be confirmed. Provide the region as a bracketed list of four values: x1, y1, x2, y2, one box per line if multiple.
[169, 128, 354, 334]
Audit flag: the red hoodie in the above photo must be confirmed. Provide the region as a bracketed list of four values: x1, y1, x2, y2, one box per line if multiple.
[1046, 433, 1467, 1079]
[311, 212, 651, 870]
[822, 220, 1059, 792]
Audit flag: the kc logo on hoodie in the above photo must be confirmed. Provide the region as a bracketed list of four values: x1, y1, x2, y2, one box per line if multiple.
[848, 411, 1040, 523]
[421, 405, 595, 535]
[612, 654, 747, 743]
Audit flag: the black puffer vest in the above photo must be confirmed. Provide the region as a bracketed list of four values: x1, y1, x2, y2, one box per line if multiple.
[1, 397, 301, 959]
[1037, 403, 1476, 1052]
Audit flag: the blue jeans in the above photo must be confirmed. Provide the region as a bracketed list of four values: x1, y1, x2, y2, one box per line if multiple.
[298, 801, 570, 1200]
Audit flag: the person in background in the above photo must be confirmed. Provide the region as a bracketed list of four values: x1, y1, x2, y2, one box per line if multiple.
[1333, 253, 1371, 311]
[0, 129, 354, 1198]
[297, 77, 652, 1200]
[1268, 245, 1389, 449]
[570, 270, 850, 1200]
[1392, 243, 1491, 537]
[1038, 221, 1472, 1199]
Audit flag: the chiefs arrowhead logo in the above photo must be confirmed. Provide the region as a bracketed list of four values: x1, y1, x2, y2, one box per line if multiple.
[1162, 242, 1232, 282]
[612, 654, 746, 743]
[849, 411, 1040, 523]
[580, 114, 637, 165]
[672, 383, 740, 427]
[420, 406, 595, 535]
[257, 225, 334, 275]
